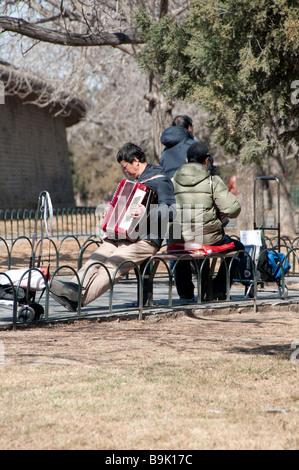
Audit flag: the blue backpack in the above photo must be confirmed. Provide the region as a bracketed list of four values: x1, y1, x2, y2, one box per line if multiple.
[257, 250, 291, 282]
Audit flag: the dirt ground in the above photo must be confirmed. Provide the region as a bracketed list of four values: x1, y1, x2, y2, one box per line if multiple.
[1, 237, 299, 450]
[0, 303, 299, 450]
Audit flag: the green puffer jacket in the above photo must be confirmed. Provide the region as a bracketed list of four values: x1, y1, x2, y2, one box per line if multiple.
[170, 163, 241, 245]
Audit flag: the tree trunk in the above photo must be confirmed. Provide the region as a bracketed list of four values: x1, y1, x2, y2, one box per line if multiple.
[234, 161, 263, 233]
[144, 72, 173, 163]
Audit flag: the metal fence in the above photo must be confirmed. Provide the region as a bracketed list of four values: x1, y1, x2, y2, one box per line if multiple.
[1, 201, 299, 329]
[2, 198, 299, 241]
[1, 233, 299, 330]
[291, 185, 299, 208]
[0, 207, 100, 240]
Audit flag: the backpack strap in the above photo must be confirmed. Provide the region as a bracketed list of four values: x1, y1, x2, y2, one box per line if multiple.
[210, 175, 228, 231]
[210, 176, 214, 202]
[139, 174, 165, 184]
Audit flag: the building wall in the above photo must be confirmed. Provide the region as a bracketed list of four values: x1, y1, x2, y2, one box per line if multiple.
[0, 95, 75, 209]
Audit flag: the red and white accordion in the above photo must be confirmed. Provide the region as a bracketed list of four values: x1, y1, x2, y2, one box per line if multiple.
[101, 179, 157, 241]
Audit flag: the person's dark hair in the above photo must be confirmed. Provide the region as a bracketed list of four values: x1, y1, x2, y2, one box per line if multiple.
[116, 143, 146, 163]
[187, 154, 207, 164]
[171, 115, 193, 129]
[187, 141, 210, 165]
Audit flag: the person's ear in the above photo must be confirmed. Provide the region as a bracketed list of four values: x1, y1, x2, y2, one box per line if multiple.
[204, 157, 210, 168]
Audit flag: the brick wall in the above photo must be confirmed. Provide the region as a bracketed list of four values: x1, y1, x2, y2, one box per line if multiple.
[0, 95, 75, 209]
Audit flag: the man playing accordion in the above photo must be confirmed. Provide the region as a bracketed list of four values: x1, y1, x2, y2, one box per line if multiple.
[50, 143, 176, 311]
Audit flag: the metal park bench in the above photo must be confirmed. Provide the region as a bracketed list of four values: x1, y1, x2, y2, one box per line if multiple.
[139, 248, 238, 307]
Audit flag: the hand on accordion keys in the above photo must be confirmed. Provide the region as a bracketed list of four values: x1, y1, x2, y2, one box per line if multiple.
[130, 203, 146, 219]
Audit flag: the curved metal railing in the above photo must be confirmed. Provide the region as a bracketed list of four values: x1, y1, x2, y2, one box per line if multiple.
[0, 236, 298, 329]
[0, 207, 99, 241]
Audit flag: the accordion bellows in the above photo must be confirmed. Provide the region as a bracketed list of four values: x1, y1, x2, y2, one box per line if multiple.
[101, 179, 157, 241]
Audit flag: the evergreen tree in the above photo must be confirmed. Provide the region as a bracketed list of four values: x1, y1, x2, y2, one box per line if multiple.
[137, 0, 299, 163]
[137, 0, 299, 232]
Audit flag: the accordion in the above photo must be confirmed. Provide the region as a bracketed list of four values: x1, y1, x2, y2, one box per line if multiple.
[101, 179, 157, 241]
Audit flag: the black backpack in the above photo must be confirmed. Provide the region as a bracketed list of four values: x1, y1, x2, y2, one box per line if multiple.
[235, 244, 291, 286]
[257, 249, 291, 283]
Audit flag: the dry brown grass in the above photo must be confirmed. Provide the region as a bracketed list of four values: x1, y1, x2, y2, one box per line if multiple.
[0, 307, 299, 450]
[0, 235, 299, 450]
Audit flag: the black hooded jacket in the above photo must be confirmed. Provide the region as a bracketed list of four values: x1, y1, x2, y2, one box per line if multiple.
[136, 163, 176, 248]
[160, 126, 195, 179]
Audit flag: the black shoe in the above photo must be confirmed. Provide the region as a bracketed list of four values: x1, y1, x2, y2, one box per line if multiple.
[180, 294, 195, 300]
[212, 289, 226, 301]
[179, 295, 195, 303]
[50, 279, 79, 312]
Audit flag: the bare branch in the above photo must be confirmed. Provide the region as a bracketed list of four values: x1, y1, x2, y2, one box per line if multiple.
[0, 16, 144, 46]
[32, 15, 62, 25]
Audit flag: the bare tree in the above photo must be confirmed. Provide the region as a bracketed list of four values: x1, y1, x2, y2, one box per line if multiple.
[0, 2, 264, 216]
[0, 1, 190, 158]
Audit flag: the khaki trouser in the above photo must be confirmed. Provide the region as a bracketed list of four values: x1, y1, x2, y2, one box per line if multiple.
[72, 238, 158, 307]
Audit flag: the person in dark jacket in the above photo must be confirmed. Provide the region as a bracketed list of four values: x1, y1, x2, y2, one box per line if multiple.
[50, 143, 176, 311]
[160, 115, 215, 299]
[160, 115, 195, 179]
[171, 142, 244, 300]
[160, 115, 196, 299]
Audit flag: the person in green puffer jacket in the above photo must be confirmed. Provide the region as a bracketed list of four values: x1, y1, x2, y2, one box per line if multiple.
[170, 141, 244, 300]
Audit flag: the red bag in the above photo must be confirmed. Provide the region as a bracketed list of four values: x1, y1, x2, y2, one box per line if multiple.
[167, 242, 235, 256]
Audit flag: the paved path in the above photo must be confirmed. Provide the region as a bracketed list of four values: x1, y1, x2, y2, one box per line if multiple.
[1, 277, 298, 328]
